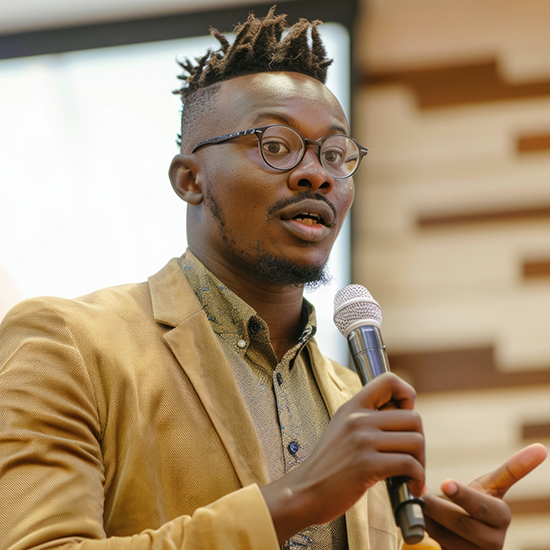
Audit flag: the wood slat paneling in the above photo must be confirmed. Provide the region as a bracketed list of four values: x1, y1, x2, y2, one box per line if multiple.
[522, 422, 550, 440]
[418, 205, 550, 229]
[365, 60, 550, 109]
[523, 260, 550, 279]
[518, 133, 550, 154]
[508, 497, 550, 515]
[388, 347, 550, 393]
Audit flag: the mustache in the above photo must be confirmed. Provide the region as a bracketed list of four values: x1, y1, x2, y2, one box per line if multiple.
[267, 192, 337, 220]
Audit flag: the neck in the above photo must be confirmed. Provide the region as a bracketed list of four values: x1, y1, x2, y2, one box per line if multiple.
[190, 247, 307, 362]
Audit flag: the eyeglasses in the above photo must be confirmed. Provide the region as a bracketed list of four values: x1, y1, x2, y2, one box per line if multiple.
[191, 124, 369, 179]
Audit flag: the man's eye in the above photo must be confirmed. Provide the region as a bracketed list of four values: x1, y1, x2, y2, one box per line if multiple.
[263, 141, 290, 156]
[323, 149, 344, 164]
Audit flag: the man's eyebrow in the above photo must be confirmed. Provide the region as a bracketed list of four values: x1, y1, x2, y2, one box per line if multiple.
[329, 123, 349, 135]
[253, 112, 293, 126]
[253, 113, 349, 135]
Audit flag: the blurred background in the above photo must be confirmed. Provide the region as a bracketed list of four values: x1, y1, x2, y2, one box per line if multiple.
[1, 0, 550, 548]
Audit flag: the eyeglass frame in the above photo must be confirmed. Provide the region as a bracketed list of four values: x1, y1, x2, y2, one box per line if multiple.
[190, 124, 369, 179]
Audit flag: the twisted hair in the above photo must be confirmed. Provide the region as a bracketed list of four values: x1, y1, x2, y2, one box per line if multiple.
[174, 6, 333, 148]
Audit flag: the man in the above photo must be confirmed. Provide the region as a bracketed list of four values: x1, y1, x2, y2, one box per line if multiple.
[0, 8, 546, 550]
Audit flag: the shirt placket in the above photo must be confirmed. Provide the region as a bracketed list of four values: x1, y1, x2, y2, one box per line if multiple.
[273, 324, 315, 474]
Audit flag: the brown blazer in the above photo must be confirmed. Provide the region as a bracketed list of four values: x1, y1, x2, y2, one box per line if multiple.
[0, 259, 400, 550]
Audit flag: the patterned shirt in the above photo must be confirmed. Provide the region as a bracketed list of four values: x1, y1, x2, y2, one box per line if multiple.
[179, 250, 348, 550]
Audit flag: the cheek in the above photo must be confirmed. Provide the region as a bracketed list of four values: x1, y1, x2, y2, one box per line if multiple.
[334, 181, 355, 221]
[214, 181, 274, 232]
[340, 178, 355, 201]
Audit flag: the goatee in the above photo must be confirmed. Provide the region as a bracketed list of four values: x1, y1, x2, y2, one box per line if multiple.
[252, 252, 333, 290]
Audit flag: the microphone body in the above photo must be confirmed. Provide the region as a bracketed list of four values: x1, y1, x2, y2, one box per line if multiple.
[347, 324, 425, 545]
[333, 285, 425, 545]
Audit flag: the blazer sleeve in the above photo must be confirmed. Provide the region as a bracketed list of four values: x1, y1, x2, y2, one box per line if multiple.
[0, 298, 279, 550]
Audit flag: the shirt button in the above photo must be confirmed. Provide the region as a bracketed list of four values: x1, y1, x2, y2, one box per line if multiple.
[248, 319, 261, 334]
[276, 372, 283, 385]
[288, 441, 299, 455]
[237, 339, 246, 349]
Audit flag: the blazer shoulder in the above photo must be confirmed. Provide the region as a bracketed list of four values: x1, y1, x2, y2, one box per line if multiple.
[0, 258, 195, 333]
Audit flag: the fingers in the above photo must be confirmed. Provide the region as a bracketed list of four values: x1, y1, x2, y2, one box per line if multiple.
[469, 443, 548, 499]
[423, 514, 490, 550]
[341, 381, 424, 466]
[338, 376, 425, 495]
[441, 480, 511, 528]
[423, 483, 510, 550]
[423, 445, 547, 549]
[353, 372, 417, 411]
[354, 418, 425, 494]
[506, 443, 547, 482]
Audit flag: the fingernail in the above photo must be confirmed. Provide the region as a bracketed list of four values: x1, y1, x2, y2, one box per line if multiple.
[442, 480, 458, 496]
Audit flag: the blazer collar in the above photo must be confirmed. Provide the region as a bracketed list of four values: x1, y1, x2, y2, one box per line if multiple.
[148, 258, 270, 487]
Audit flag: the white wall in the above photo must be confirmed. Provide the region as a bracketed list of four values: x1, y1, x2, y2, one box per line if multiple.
[0, 0, 285, 33]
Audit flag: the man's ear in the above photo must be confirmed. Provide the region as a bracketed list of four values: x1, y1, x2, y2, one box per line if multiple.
[169, 154, 203, 205]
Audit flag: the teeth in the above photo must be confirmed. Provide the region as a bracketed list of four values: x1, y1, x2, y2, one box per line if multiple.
[294, 212, 321, 225]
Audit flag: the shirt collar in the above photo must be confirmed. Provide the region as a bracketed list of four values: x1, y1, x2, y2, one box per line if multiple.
[178, 249, 317, 346]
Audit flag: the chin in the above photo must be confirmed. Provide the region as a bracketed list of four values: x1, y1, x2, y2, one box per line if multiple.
[252, 252, 332, 287]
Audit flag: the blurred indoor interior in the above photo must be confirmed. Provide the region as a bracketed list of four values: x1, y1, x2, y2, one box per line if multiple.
[1, 1, 549, 548]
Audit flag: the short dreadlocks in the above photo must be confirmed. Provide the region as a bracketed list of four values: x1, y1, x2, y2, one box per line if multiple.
[174, 6, 333, 149]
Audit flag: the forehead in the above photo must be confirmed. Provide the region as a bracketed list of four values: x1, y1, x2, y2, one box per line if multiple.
[213, 72, 349, 135]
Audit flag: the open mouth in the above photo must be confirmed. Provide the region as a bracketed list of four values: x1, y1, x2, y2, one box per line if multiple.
[292, 212, 324, 226]
[277, 198, 335, 228]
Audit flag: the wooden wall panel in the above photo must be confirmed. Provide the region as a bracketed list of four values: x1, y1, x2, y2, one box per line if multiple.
[389, 347, 550, 393]
[353, 1, 550, 548]
[522, 422, 550, 441]
[359, 0, 550, 80]
[505, 515, 550, 550]
[518, 132, 550, 153]
[366, 61, 550, 110]
[413, 387, 550, 497]
[418, 205, 550, 229]
[523, 260, 550, 279]
[509, 498, 550, 515]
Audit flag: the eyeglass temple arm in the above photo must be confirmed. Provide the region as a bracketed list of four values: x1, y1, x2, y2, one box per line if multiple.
[191, 128, 258, 153]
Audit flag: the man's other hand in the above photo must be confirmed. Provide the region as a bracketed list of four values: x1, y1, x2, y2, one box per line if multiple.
[422, 443, 547, 549]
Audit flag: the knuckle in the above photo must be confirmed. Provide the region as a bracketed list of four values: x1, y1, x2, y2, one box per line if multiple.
[405, 454, 425, 480]
[344, 415, 377, 448]
[495, 501, 512, 528]
[407, 409, 423, 429]
[346, 412, 369, 431]
[412, 434, 426, 462]
[453, 513, 476, 538]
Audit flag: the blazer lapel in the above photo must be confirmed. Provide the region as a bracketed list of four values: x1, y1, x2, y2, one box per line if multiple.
[307, 338, 354, 419]
[148, 259, 270, 488]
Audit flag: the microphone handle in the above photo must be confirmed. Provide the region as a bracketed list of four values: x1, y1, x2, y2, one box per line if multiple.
[348, 325, 426, 545]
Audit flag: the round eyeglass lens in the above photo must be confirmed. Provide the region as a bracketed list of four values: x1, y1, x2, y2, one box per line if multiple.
[260, 126, 305, 170]
[321, 136, 360, 178]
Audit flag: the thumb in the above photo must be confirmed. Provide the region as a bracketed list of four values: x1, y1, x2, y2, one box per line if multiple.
[469, 443, 547, 499]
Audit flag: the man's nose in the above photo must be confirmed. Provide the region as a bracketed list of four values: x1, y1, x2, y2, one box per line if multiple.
[287, 147, 334, 192]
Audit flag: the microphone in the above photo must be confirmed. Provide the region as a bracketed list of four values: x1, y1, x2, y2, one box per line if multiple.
[333, 284, 425, 545]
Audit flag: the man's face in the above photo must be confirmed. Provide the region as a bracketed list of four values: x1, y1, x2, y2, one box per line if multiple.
[179, 71, 355, 287]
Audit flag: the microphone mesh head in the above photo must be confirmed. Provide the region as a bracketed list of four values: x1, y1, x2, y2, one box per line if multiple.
[333, 284, 383, 336]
